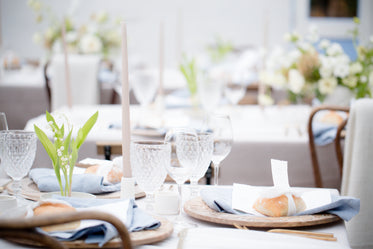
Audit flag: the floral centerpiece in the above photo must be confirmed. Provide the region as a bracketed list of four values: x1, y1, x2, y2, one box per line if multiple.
[260, 18, 373, 104]
[28, 0, 121, 58]
[34, 111, 98, 196]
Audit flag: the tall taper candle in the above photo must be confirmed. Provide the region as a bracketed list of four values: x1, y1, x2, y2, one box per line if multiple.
[61, 18, 73, 109]
[121, 22, 132, 178]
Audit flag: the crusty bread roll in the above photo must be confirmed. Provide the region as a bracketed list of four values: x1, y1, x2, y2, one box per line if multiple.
[253, 194, 306, 217]
[84, 165, 123, 184]
[320, 111, 344, 125]
[33, 201, 80, 232]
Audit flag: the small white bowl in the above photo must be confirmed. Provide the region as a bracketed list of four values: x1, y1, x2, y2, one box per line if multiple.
[40, 191, 96, 200]
[0, 195, 17, 213]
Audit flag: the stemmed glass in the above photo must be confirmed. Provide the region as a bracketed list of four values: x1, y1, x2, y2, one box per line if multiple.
[0, 113, 8, 130]
[131, 140, 170, 212]
[2, 130, 37, 205]
[189, 131, 214, 196]
[164, 128, 199, 227]
[197, 72, 224, 112]
[130, 67, 159, 126]
[224, 82, 246, 105]
[205, 115, 233, 185]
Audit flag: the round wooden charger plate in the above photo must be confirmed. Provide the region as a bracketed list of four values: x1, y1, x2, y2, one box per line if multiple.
[6, 178, 146, 201]
[7, 217, 173, 248]
[184, 197, 340, 228]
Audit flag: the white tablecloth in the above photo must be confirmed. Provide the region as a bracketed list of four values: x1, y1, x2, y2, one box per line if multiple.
[0, 185, 350, 248]
[23, 104, 341, 188]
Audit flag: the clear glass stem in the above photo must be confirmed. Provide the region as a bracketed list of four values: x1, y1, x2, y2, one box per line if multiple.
[145, 192, 155, 212]
[12, 179, 21, 198]
[176, 183, 183, 221]
[190, 179, 199, 197]
[214, 163, 220, 186]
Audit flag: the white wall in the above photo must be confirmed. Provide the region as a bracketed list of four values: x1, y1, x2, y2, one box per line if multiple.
[0, 0, 372, 67]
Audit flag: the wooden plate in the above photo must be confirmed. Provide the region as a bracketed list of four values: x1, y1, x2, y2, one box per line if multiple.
[6, 178, 146, 201]
[7, 217, 173, 248]
[184, 197, 340, 228]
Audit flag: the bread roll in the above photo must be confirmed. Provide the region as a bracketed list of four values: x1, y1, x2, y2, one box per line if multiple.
[33, 201, 80, 232]
[253, 194, 306, 217]
[320, 111, 344, 125]
[84, 165, 123, 184]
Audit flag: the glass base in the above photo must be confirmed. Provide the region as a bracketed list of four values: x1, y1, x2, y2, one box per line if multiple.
[172, 215, 198, 234]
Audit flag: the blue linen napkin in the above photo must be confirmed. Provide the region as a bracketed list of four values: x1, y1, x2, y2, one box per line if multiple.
[40, 197, 161, 246]
[312, 122, 338, 146]
[200, 188, 360, 221]
[29, 168, 121, 194]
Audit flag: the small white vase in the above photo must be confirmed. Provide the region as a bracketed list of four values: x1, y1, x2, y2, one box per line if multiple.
[40, 191, 96, 200]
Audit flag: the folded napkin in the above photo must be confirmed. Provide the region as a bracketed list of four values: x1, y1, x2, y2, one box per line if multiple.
[200, 187, 360, 221]
[312, 122, 338, 146]
[38, 197, 160, 246]
[29, 168, 121, 194]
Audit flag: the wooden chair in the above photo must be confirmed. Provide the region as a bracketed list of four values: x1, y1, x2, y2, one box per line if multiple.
[307, 105, 349, 188]
[0, 210, 132, 249]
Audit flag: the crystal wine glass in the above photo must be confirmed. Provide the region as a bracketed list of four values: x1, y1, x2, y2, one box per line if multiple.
[197, 72, 224, 112]
[2, 130, 37, 205]
[189, 131, 214, 196]
[164, 128, 199, 227]
[205, 115, 233, 185]
[131, 140, 170, 212]
[224, 82, 246, 105]
[0, 112, 8, 131]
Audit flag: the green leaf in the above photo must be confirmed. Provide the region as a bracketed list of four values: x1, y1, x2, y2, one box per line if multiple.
[76, 111, 98, 149]
[34, 125, 57, 165]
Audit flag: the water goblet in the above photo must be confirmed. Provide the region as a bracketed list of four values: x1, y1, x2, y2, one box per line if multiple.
[224, 82, 246, 105]
[205, 115, 233, 185]
[0, 112, 8, 131]
[189, 131, 214, 196]
[2, 130, 37, 205]
[131, 140, 170, 212]
[164, 128, 199, 228]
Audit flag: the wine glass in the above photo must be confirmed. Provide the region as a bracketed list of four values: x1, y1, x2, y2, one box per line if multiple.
[0, 113, 8, 131]
[131, 140, 170, 212]
[164, 128, 199, 228]
[189, 131, 214, 196]
[205, 115, 233, 185]
[130, 67, 159, 126]
[224, 83, 246, 105]
[197, 72, 223, 112]
[2, 130, 37, 205]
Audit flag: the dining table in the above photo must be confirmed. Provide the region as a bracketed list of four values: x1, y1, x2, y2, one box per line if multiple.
[23, 104, 342, 189]
[0, 181, 351, 248]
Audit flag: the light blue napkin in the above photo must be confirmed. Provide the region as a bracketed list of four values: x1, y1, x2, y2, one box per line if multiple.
[200, 187, 360, 221]
[29, 168, 121, 194]
[312, 122, 338, 146]
[40, 197, 160, 246]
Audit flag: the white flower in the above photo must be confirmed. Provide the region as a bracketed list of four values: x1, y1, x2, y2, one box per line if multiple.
[342, 76, 358, 88]
[79, 34, 102, 54]
[288, 69, 305, 94]
[258, 94, 274, 106]
[349, 62, 363, 75]
[369, 71, 373, 87]
[360, 75, 368, 83]
[318, 77, 337, 94]
[283, 33, 292, 42]
[320, 65, 333, 78]
[319, 39, 330, 50]
[333, 63, 349, 78]
[326, 43, 343, 56]
[298, 41, 313, 52]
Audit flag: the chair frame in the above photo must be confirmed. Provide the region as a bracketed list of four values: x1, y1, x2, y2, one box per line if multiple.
[0, 210, 132, 249]
[307, 105, 349, 188]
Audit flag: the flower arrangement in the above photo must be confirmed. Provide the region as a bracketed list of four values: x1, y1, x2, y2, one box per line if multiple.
[33, 111, 98, 196]
[260, 18, 373, 104]
[28, 0, 121, 58]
